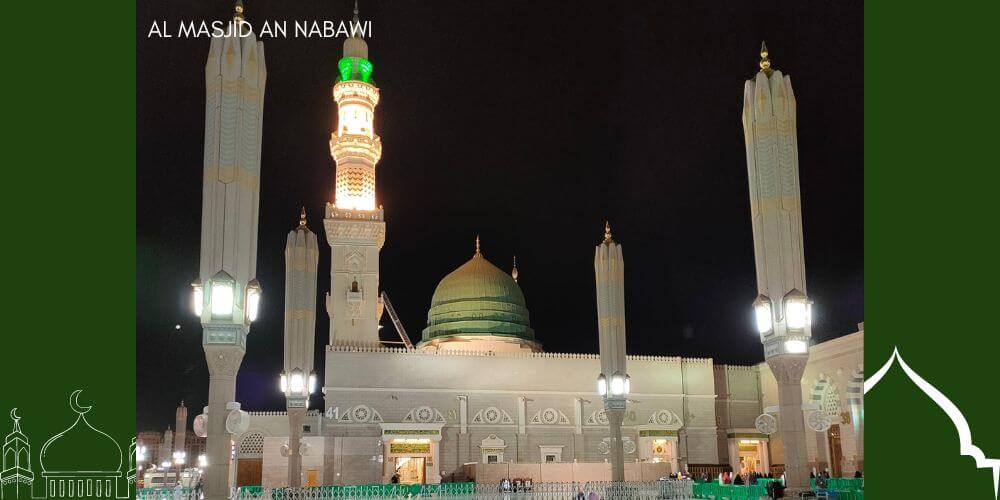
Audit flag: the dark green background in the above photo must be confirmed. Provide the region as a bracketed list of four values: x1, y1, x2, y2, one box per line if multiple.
[0, 1, 136, 497]
[3, 0, 999, 498]
[864, 0, 1000, 498]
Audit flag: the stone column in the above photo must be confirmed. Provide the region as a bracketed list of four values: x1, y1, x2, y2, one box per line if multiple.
[287, 408, 306, 487]
[204, 347, 245, 498]
[607, 409, 626, 482]
[769, 355, 808, 488]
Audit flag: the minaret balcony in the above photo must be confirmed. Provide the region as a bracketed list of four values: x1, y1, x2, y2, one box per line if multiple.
[333, 80, 380, 106]
[330, 134, 382, 163]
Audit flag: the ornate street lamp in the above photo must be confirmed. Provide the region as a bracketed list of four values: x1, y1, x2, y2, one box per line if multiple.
[753, 294, 773, 335]
[191, 280, 204, 317]
[245, 278, 262, 322]
[594, 222, 629, 482]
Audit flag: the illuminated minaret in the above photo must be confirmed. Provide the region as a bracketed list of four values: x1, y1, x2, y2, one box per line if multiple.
[743, 42, 812, 491]
[325, 2, 384, 347]
[281, 208, 319, 487]
[193, 2, 266, 498]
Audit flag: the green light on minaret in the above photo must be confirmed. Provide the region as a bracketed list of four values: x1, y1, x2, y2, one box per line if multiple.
[338, 57, 373, 83]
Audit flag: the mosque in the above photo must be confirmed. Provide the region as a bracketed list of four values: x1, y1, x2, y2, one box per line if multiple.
[184, 3, 863, 492]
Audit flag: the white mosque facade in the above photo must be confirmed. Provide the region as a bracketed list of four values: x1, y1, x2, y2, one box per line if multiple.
[186, 5, 864, 490]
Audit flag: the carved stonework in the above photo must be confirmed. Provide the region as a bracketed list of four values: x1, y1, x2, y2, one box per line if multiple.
[471, 407, 513, 425]
[205, 348, 245, 377]
[324, 218, 386, 249]
[586, 410, 609, 426]
[768, 356, 808, 383]
[647, 409, 684, 428]
[404, 406, 445, 424]
[529, 408, 570, 425]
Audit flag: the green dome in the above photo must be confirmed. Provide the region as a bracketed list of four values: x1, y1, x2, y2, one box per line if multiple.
[421, 252, 535, 344]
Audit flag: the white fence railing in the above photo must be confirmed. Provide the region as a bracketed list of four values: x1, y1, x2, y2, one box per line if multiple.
[230, 480, 694, 500]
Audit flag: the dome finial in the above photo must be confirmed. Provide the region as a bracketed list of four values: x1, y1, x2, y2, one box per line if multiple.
[475, 235, 481, 256]
[512, 255, 519, 283]
[298, 207, 308, 229]
[759, 40, 772, 75]
[604, 221, 613, 243]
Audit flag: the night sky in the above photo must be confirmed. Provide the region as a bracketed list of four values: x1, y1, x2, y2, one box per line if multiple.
[137, 0, 863, 431]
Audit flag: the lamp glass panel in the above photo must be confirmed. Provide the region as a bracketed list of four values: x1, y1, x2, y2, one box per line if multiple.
[211, 282, 234, 316]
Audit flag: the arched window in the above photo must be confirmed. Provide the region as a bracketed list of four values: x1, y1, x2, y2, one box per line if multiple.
[822, 384, 843, 417]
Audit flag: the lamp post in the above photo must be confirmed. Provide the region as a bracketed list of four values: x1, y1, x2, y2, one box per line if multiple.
[742, 43, 812, 491]
[193, 3, 266, 499]
[173, 451, 186, 487]
[280, 209, 319, 487]
[594, 222, 629, 483]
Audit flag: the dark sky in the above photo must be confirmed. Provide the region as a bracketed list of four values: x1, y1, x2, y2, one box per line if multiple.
[137, 0, 862, 431]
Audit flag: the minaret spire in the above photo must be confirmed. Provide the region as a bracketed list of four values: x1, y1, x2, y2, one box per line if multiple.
[475, 235, 481, 256]
[759, 41, 772, 75]
[298, 207, 308, 229]
[604, 221, 613, 244]
[234, 0, 245, 22]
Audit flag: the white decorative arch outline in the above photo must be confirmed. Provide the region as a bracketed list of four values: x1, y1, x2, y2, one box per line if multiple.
[866, 348, 999, 498]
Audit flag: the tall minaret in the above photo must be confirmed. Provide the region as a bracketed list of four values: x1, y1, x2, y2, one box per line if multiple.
[173, 401, 188, 455]
[325, 2, 385, 347]
[742, 42, 811, 490]
[281, 208, 319, 487]
[194, 2, 266, 498]
[1, 409, 34, 499]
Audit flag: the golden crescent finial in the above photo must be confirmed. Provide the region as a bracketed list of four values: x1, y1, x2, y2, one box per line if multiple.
[759, 41, 772, 75]
[475, 235, 481, 256]
[299, 207, 308, 228]
[604, 221, 613, 243]
[234, 0, 245, 22]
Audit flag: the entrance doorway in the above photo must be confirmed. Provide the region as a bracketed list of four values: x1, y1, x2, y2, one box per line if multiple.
[394, 457, 425, 484]
[737, 440, 763, 474]
[827, 425, 843, 477]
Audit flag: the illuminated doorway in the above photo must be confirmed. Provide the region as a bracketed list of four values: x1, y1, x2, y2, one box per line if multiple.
[737, 440, 763, 474]
[827, 425, 843, 477]
[394, 457, 425, 484]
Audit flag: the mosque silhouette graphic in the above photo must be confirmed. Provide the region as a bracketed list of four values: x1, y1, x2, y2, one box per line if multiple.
[1, 390, 128, 500]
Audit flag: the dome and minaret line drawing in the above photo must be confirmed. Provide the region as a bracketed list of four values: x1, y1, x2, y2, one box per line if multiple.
[38, 390, 123, 499]
[1, 408, 34, 499]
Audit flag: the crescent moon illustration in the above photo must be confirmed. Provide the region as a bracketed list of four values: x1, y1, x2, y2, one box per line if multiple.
[70, 389, 92, 414]
[10, 408, 19, 421]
